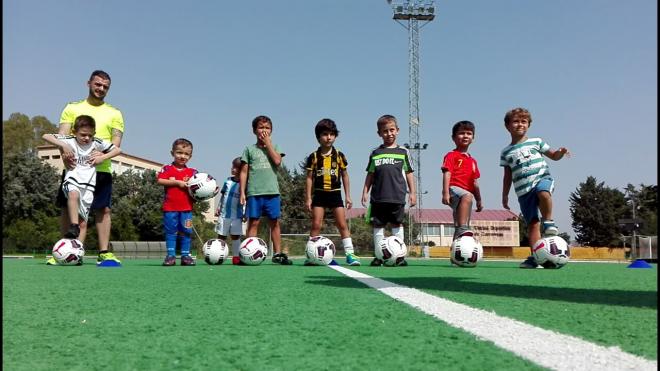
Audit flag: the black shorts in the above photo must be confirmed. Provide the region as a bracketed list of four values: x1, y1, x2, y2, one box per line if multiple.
[56, 171, 113, 210]
[369, 202, 405, 227]
[311, 190, 344, 209]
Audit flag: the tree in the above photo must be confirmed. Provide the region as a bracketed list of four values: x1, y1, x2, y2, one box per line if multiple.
[623, 183, 657, 236]
[3, 113, 57, 157]
[2, 151, 61, 252]
[570, 176, 627, 246]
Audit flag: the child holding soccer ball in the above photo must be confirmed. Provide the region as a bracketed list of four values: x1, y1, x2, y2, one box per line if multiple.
[304, 118, 360, 266]
[500, 107, 570, 268]
[157, 138, 198, 266]
[441, 120, 483, 241]
[215, 157, 245, 265]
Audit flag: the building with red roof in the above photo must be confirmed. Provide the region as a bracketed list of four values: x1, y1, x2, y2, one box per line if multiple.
[346, 208, 520, 247]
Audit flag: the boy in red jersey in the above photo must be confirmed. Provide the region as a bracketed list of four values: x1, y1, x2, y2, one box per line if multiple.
[441, 121, 483, 241]
[157, 138, 197, 266]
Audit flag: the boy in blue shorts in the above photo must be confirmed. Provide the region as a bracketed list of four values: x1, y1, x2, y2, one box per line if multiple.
[361, 115, 416, 267]
[239, 115, 292, 265]
[500, 107, 570, 268]
[215, 157, 245, 265]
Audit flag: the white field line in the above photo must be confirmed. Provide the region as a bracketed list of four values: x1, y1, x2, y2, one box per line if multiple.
[330, 265, 657, 371]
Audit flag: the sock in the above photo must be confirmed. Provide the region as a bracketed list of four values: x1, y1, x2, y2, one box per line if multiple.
[165, 233, 177, 257]
[342, 237, 354, 255]
[232, 239, 241, 256]
[391, 226, 404, 241]
[373, 228, 385, 254]
[180, 233, 191, 256]
[98, 250, 108, 255]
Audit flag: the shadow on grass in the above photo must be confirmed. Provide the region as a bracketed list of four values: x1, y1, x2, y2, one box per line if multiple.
[305, 274, 658, 309]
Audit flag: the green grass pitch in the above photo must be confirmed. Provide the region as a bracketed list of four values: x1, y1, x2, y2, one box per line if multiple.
[3, 258, 656, 370]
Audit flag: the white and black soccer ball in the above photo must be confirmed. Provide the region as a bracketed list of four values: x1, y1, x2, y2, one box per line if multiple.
[187, 172, 219, 201]
[52, 238, 85, 265]
[450, 236, 483, 268]
[239, 237, 268, 266]
[203, 239, 229, 265]
[375, 236, 407, 267]
[305, 236, 336, 266]
[533, 236, 570, 269]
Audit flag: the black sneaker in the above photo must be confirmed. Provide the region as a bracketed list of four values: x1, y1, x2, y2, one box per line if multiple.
[162, 255, 176, 266]
[370, 258, 383, 266]
[181, 255, 196, 266]
[64, 224, 80, 239]
[519, 256, 539, 269]
[396, 258, 408, 267]
[272, 253, 293, 265]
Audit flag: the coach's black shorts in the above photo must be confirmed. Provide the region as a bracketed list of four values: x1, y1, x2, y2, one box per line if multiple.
[312, 190, 344, 209]
[369, 202, 405, 227]
[56, 171, 114, 210]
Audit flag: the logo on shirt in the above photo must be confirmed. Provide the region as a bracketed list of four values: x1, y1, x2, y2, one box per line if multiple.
[374, 158, 401, 166]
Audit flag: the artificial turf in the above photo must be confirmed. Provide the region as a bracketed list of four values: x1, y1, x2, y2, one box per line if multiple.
[3, 258, 656, 370]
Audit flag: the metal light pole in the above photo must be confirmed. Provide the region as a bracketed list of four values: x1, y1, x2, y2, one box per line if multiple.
[388, 1, 435, 248]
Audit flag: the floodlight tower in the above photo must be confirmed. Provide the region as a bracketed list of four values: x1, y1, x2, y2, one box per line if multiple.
[388, 0, 435, 247]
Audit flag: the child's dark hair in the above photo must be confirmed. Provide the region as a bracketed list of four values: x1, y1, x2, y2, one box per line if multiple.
[315, 118, 339, 139]
[232, 157, 242, 168]
[252, 115, 272, 132]
[172, 138, 193, 151]
[452, 121, 475, 137]
[504, 107, 532, 126]
[376, 114, 397, 130]
[73, 115, 96, 132]
[89, 70, 111, 82]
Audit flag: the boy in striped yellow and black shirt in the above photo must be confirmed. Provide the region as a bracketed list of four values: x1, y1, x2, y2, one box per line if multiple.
[304, 119, 361, 266]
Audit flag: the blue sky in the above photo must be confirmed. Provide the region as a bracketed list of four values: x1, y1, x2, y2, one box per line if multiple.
[3, 0, 657, 238]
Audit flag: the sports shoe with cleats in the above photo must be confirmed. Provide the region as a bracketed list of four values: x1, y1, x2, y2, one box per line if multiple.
[46, 257, 58, 265]
[231, 256, 242, 265]
[64, 224, 80, 239]
[370, 258, 383, 266]
[346, 253, 361, 266]
[181, 255, 196, 266]
[542, 220, 559, 237]
[97, 252, 121, 264]
[272, 253, 293, 265]
[519, 256, 539, 269]
[303, 259, 317, 266]
[162, 255, 176, 266]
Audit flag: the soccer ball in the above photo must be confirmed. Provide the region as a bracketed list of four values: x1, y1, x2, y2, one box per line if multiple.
[187, 172, 219, 201]
[203, 239, 229, 265]
[450, 236, 483, 268]
[375, 236, 407, 267]
[533, 236, 570, 269]
[239, 237, 268, 266]
[305, 236, 336, 266]
[52, 238, 85, 265]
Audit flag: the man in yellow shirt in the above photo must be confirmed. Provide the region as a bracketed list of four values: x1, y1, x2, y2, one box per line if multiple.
[47, 70, 124, 265]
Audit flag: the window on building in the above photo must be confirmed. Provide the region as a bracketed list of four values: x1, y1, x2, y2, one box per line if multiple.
[443, 225, 455, 236]
[52, 155, 60, 159]
[424, 224, 441, 236]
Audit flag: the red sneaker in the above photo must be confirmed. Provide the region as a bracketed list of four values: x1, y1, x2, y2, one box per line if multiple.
[232, 256, 241, 265]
